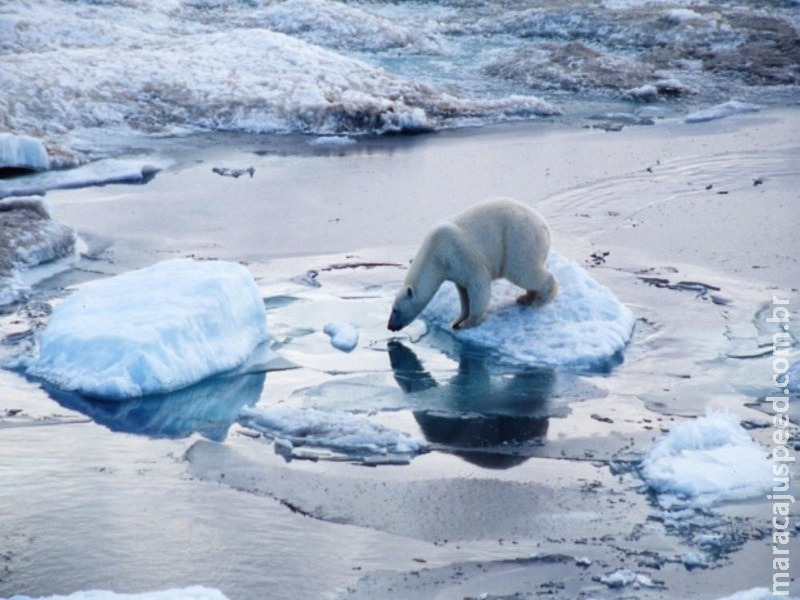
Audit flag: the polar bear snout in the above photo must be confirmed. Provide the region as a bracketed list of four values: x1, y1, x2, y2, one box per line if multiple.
[387, 307, 405, 331]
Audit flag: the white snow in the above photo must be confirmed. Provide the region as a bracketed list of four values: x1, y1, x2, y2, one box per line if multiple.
[421, 251, 635, 370]
[0, 133, 50, 172]
[640, 410, 771, 509]
[238, 405, 427, 459]
[6, 587, 230, 600]
[17, 259, 268, 399]
[323, 321, 359, 352]
[684, 100, 761, 123]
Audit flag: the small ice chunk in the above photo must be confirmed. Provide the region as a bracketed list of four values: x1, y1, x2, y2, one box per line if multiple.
[323, 321, 359, 352]
[0, 133, 50, 173]
[18, 259, 268, 399]
[685, 100, 761, 123]
[681, 551, 708, 569]
[599, 568, 654, 589]
[7, 587, 231, 600]
[640, 409, 771, 508]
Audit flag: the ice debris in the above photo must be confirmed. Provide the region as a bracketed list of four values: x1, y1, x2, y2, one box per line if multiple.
[238, 405, 427, 461]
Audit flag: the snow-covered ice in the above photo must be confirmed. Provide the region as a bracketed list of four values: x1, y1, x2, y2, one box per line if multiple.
[421, 251, 635, 370]
[684, 100, 761, 123]
[0, 158, 167, 199]
[16, 259, 268, 399]
[0, 133, 49, 172]
[323, 321, 359, 352]
[5, 587, 230, 600]
[640, 410, 771, 509]
[238, 405, 427, 461]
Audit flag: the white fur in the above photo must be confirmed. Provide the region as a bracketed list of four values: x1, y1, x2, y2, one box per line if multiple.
[388, 198, 557, 331]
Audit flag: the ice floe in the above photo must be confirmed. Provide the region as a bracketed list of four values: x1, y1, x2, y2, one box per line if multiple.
[640, 410, 771, 509]
[421, 251, 635, 371]
[15, 259, 269, 399]
[684, 100, 761, 123]
[5, 587, 230, 600]
[0, 133, 49, 173]
[238, 405, 427, 463]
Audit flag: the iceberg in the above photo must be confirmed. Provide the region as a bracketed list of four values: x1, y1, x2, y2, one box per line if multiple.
[17, 259, 268, 399]
[0, 133, 50, 173]
[640, 410, 771, 509]
[420, 252, 635, 371]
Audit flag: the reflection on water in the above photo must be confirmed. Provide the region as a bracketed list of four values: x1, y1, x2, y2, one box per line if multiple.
[45, 371, 266, 441]
[388, 341, 556, 468]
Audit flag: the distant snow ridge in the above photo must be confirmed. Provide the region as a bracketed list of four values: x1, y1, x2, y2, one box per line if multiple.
[640, 410, 771, 509]
[1, 26, 557, 157]
[421, 251, 635, 371]
[18, 259, 268, 399]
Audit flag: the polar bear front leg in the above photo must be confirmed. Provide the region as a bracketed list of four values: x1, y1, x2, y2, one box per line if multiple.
[453, 284, 470, 329]
[453, 277, 491, 330]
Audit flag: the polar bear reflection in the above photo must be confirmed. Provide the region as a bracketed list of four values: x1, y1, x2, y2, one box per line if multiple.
[388, 341, 559, 469]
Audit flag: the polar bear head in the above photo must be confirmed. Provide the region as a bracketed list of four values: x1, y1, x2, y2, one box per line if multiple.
[387, 284, 425, 331]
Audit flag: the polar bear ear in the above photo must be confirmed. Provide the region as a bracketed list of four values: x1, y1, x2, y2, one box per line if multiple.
[406, 285, 414, 299]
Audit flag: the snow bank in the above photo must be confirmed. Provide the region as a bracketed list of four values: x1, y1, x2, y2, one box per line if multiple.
[0, 134, 49, 173]
[239, 405, 427, 461]
[640, 410, 771, 509]
[6, 587, 230, 600]
[684, 100, 761, 123]
[18, 259, 268, 399]
[421, 251, 635, 370]
[323, 321, 359, 352]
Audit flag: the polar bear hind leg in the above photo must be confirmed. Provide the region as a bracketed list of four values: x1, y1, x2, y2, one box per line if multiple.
[513, 268, 558, 308]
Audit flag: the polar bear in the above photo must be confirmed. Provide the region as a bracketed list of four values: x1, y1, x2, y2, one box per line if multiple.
[387, 198, 557, 331]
